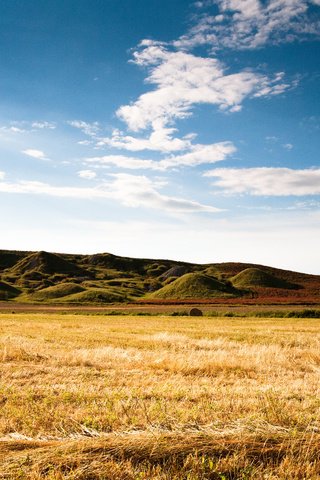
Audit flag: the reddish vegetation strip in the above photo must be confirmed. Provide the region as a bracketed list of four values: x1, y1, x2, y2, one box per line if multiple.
[0, 301, 319, 315]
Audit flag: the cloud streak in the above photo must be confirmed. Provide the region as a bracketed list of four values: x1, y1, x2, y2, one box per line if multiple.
[205, 167, 320, 195]
[21, 149, 49, 161]
[78, 170, 97, 180]
[0, 174, 221, 214]
[85, 141, 236, 170]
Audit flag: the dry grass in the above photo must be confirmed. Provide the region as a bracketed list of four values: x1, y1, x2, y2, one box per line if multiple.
[0, 313, 320, 478]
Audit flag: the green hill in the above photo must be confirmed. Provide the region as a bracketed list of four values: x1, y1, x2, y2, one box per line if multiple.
[0, 251, 26, 271]
[10, 251, 89, 277]
[60, 288, 128, 304]
[149, 272, 238, 299]
[231, 268, 299, 290]
[30, 283, 85, 301]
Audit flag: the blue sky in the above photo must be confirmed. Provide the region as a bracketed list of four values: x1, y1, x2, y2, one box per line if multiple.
[0, 0, 320, 273]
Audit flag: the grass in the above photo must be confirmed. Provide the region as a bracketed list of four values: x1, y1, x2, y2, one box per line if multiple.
[1, 313, 320, 478]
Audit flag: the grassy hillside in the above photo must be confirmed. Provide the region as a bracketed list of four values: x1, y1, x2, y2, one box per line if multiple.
[0, 249, 319, 304]
[29, 283, 85, 302]
[149, 272, 238, 299]
[10, 251, 89, 277]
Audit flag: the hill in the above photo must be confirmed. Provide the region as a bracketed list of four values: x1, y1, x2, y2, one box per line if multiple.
[10, 251, 88, 277]
[231, 268, 299, 290]
[0, 249, 319, 305]
[149, 272, 238, 299]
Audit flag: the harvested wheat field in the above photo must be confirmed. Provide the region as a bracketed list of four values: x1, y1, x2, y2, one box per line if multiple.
[1, 313, 320, 479]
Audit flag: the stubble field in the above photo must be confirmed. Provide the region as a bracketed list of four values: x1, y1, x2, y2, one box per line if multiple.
[1, 313, 320, 479]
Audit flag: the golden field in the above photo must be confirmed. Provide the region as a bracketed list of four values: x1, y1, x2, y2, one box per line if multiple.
[0, 313, 320, 479]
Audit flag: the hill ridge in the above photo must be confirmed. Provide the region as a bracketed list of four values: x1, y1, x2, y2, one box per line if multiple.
[0, 249, 319, 304]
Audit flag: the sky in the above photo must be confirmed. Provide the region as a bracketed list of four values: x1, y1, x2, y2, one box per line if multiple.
[0, 0, 320, 273]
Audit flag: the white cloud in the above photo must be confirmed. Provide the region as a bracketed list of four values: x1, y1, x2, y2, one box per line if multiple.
[116, 46, 291, 132]
[175, 0, 320, 50]
[0, 121, 56, 133]
[0, 171, 5, 180]
[22, 149, 49, 161]
[68, 120, 100, 137]
[78, 170, 97, 180]
[0, 125, 26, 134]
[0, 180, 96, 198]
[283, 143, 293, 150]
[159, 141, 236, 169]
[266, 135, 278, 142]
[0, 174, 220, 214]
[106, 173, 221, 212]
[205, 167, 320, 195]
[86, 155, 160, 170]
[98, 123, 193, 153]
[31, 121, 56, 130]
[66, 48, 291, 158]
[85, 141, 236, 170]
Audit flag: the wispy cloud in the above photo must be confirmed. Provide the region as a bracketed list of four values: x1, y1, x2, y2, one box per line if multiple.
[282, 143, 293, 150]
[21, 149, 49, 161]
[77, 170, 97, 180]
[0, 171, 5, 180]
[0, 125, 26, 134]
[106, 173, 221, 212]
[0, 121, 56, 133]
[205, 167, 320, 195]
[97, 125, 192, 153]
[175, 0, 320, 50]
[30, 121, 56, 130]
[0, 174, 220, 214]
[85, 141, 235, 170]
[67, 120, 101, 137]
[85, 155, 160, 170]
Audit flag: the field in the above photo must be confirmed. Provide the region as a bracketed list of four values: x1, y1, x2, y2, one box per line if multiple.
[1, 313, 320, 479]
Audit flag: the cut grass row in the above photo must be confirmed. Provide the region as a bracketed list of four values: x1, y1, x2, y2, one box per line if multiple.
[2, 428, 320, 479]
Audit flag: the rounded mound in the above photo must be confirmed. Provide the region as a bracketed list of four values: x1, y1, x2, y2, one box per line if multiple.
[231, 268, 298, 289]
[149, 273, 237, 299]
[11, 251, 88, 277]
[62, 289, 127, 304]
[31, 282, 85, 301]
